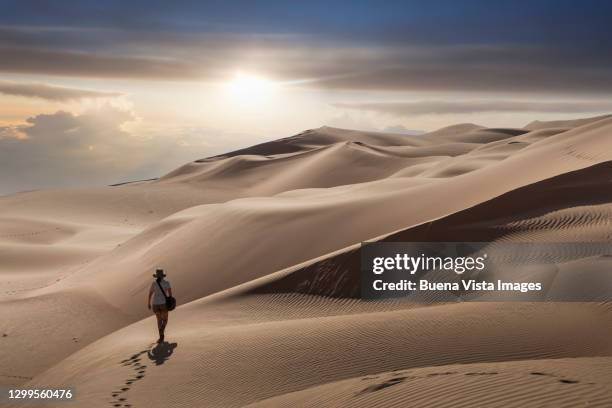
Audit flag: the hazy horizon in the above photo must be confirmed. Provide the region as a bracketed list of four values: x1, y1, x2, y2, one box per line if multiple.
[1, 0, 612, 194]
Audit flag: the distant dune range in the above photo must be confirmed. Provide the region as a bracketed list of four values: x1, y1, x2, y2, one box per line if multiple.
[1, 114, 612, 407]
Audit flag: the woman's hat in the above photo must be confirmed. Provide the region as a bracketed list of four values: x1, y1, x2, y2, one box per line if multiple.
[153, 268, 166, 278]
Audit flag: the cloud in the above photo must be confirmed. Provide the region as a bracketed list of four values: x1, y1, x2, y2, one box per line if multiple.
[1, 22, 612, 94]
[0, 80, 122, 101]
[0, 46, 208, 80]
[0, 106, 253, 195]
[301, 44, 612, 94]
[0, 125, 25, 139]
[335, 100, 612, 116]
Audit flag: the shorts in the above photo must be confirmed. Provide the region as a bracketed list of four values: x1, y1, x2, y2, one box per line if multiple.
[152, 304, 168, 313]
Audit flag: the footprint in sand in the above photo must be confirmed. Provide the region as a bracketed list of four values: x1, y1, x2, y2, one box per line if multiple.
[529, 371, 581, 385]
[427, 371, 457, 377]
[465, 372, 498, 376]
[108, 347, 150, 407]
[530, 371, 556, 377]
[357, 376, 407, 395]
[357, 370, 460, 396]
[109, 341, 178, 407]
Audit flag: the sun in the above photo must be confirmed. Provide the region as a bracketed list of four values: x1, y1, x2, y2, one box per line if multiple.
[226, 72, 278, 104]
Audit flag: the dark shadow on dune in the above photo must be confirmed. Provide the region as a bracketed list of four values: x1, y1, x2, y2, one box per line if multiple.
[248, 161, 612, 300]
[147, 341, 178, 366]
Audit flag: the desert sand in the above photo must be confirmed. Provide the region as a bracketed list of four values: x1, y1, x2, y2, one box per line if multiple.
[1, 114, 612, 407]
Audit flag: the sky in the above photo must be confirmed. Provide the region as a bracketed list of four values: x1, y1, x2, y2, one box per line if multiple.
[1, 0, 611, 193]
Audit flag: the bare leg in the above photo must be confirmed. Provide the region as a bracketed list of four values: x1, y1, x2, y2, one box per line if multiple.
[159, 310, 168, 341]
[155, 311, 164, 341]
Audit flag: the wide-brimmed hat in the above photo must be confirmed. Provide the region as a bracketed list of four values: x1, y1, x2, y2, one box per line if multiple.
[153, 268, 166, 278]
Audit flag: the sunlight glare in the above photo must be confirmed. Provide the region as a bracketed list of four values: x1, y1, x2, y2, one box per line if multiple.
[226, 72, 278, 104]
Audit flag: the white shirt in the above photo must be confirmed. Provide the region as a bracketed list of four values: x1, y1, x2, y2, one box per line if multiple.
[150, 279, 171, 305]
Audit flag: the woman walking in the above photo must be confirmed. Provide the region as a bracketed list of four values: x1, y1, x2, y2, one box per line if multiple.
[147, 268, 173, 343]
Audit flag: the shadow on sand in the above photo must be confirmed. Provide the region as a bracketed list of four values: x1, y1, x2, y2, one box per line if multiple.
[110, 342, 179, 406]
[148, 341, 178, 366]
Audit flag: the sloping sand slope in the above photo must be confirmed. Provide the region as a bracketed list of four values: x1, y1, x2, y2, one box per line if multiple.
[247, 357, 612, 408]
[1, 115, 612, 407]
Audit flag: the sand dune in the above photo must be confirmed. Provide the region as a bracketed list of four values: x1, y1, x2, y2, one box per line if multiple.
[247, 357, 612, 408]
[14, 300, 612, 407]
[1, 114, 611, 407]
